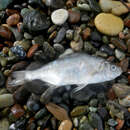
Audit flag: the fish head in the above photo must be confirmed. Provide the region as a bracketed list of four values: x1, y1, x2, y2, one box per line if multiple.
[101, 61, 123, 81]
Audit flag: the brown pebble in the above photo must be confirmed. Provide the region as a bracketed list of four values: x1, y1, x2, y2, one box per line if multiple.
[124, 19, 130, 27]
[6, 9, 19, 16]
[119, 58, 129, 72]
[17, 22, 23, 32]
[0, 26, 12, 39]
[46, 102, 70, 121]
[27, 44, 39, 58]
[11, 104, 25, 118]
[115, 119, 124, 130]
[82, 27, 91, 40]
[6, 13, 20, 26]
[4, 41, 13, 47]
[127, 39, 130, 53]
[107, 88, 116, 100]
[128, 75, 130, 84]
[58, 120, 72, 130]
[111, 38, 127, 51]
[128, 108, 130, 112]
[119, 32, 125, 39]
[66, 0, 73, 8]
[68, 10, 80, 24]
[49, 31, 57, 41]
[2, 47, 9, 55]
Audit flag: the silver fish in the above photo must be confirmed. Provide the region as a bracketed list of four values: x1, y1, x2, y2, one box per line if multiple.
[9, 53, 122, 101]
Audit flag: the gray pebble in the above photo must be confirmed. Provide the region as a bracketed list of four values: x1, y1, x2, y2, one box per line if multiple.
[107, 119, 118, 127]
[0, 118, 9, 130]
[24, 32, 32, 39]
[115, 49, 125, 61]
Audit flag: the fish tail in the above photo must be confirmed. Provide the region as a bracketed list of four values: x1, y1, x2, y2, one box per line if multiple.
[9, 71, 26, 86]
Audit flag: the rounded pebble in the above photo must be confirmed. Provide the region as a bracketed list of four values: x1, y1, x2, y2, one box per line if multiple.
[51, 9, 69, 25]
[58, 120, 72, 130]
[94, 13, 124, 36]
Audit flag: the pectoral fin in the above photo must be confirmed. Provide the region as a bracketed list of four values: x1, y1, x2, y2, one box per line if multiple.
[72, 84, 87, 94]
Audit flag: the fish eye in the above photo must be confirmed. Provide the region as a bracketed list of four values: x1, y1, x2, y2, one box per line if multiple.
[111, 65, 117, 71]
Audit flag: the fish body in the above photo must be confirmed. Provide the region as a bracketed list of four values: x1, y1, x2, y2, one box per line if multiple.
[10, 53, 122, 92]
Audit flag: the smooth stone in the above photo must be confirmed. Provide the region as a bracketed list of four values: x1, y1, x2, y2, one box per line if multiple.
[127, 39, 130, 53]
[119, 58, 129, 72]
[51, 9, 69, 25]
[59, 48, 74, 58]
[98, 107, 108, 120]
[112, 84, 130, 98]
[79, 120, 94, 130]
[100, 45, 114, 55]
[73, 118, 79, 127]
[45, 102, 70, 121]
[119, 95, 130, 107]
[54, 27, 66, 43]
[0, 94, 14, 108]
[95, 13, 124, 36]
[0, 0, 13, 10]
[0, 118, 9, 130]
[89, 112, 103, 130]
[90, 31, 102, 41]
[82, 27, 91, 40]
[34, 108, 48, 119]
[58, 120, 72, 130]
[107, 119, 118, 127]
[53, 43, 64, 54]
[115, 49, 125, 61]
[24, 32, 32, 39]
[91, 41, 101, 48]
[0, 71, 5, 87]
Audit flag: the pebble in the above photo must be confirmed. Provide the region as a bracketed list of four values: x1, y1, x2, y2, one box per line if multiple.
[110, 38, 127, 51]
[99, 0, 129, 16]
[68, 10, 80, 24]
[124, 19, 130, 28]
[115, 119, 124, 130]
[82, 27, 91, 40]
[0, 94, 14, 108]
[98, 107, 108, 120]
[0, 26, 12, 39]
[115, 49, 125, 61]
[100, 45, 114, 56]
[6, 13, 20, 26]
[0, 0, 13, 10]
[24, 32, 32, 39]
[45, 102, 70, 121]
[73, 118, 79, 127]
[107, 88, 116, 100]
[107, 119, 118, 127]
[6, 9, 19, 16]
[0, 118, 9, 130]
[58, 120, 72, 130]
[79, 120, 94, 130]
[0, 71, 5, 87]
[34, 108, 48, 119]
[54, 27, 66, 43]
[94, 13, 124, 36]
[70, 105, 89, 117]
[119, 58, 129, 72]
[11, 104, 25, 118]
[51, 9, 69, 25]
[127, 39, 130, 53]
[90, 31, 102, 41]
[27, 44, 39, 58]
[119, 95, 130, 107]
[53, 43, 64, 54]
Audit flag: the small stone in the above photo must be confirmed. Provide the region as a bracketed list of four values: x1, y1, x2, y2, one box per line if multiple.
[68, 10, 80, 24]
[0, 71, 5, 87]
[89, 99, 98, 107]
[100, 45, 114, 55]
[0, 118, 9, 130]
[27, 44, 39, 58]
[0, 26, 12, 39]
[102, 35, 109, 44]
[53, 43, 64, 54]
[11, 104, 25, 118]
[119, 95, 130, 107]
[45, 102, 70, 121]
[94, 13, 124, 36]
[115, 49, 125, 61]
[119, 58, 129, 72]
[0, 0, 13, 10]
[70, 105, 89, 117]
[0, 94, 14, 108]
[6, 9, 19, 16]
[82, 27, 91, 40]
[128, 75, 130, 84]
[127, 39, 130, 53]
[98, 107, 108, 120]
[24, 32, 32, 39]
[110, 38, 127, 51]
[90, 31, 101, 41]
[34, 108, 48, 119]
[107, 88, 116, 100]
[58, 120, 72, 130]
[124, 19, 130, 28]
[73, 118, 78, 127]
[89, 107, 97, 112]
[95, 51, 108, 58]
[6, 13, 20, 26]
[51, 9, 69, 25]
[115, 119, 124, 130]
[107, 119, 118, 127]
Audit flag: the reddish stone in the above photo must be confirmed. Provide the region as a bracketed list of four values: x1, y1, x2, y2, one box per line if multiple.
[6, 13, 20, 26]
[107, 88, 116, 100]
[66, 0, 73, 8]
[11, 104, 25, 118]
[119, 58, 129, 72]
[0, 26, 12, 40]
[128, 75, 130, 84]
[27, 44, 39, 58]
[115, 119, 124, 130]
[119, 32, 125, 39]
[68, 10, 80, 24]
[17, 22, 23, 32]
[6, 9, 19, 16]
[82, 27, 91, 40]
[124, 19, 130, 27]
[4, 41, 13, 47]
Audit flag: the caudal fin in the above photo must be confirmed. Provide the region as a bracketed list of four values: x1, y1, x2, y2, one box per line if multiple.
[9, 71, 26, 86]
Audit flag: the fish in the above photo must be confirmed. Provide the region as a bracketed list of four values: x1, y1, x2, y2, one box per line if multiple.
[9, 53, 122, 102]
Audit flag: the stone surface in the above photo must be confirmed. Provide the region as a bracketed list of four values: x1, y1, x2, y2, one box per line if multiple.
[115, 49, 125, 61]
[82, 27, 91, 40]
[0, 118, 9, 130]
[45, 102, 70, 121]
[94, 13, 124, 36]
[0, 94, 14, 108]
[58, 120, 72, 130]
[51, 9, 69, 25]
[0, 0, 13, 10]
[119, 95, 130, 107]
[115, 119, 124, 130]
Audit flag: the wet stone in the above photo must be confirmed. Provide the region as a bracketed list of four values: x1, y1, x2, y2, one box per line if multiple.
[53, 43, 64, 54]
[90, 31, 102, 41]
[79, 120, 94, 130]
[34, 108, 48, 119]
[98, 107, 108, 120]
[107, 119, 118, 127]
[127, 39, 130, 53]
[100, 45, 114, 56]
[82, 27, 91, 40]
[0, 0, 13, 10]
[0, 71, 5, 87]
[51, 9, 69, 25]
[116, 119, 124, 130]
[0, 118, 9, 130]
[0, 94, 14, 108]
[119, 95, 130, 107]
[119, 58, 129, 72]
[115, 49, 125, 61]
[24, 32, 32, 39]
[58, 120, 72, 130]
[107, 88, 116, 100]
[54, 27, 66, 43]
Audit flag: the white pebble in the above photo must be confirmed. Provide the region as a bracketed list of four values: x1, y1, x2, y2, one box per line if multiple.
[51, 9, 69, 25]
